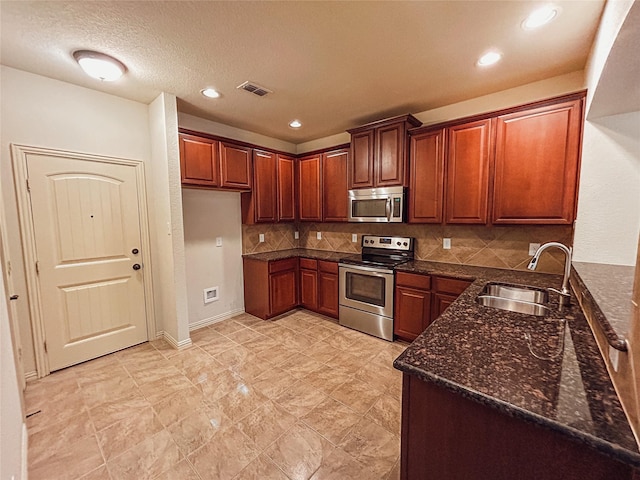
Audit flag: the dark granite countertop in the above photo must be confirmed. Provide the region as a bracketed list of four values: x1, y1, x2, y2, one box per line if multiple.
[242, 248, 346, 263]
[393, 260, 640, 468]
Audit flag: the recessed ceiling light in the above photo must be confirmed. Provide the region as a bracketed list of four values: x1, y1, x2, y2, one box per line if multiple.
[73, 50, 125, 81]
[289, 120, 302, 128]
[477, 51, 502, 67]
[522, 6, 558, 30]
[201, 88, 221, 98]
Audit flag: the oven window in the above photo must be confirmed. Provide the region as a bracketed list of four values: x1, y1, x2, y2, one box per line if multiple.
[352, 199, 387, 218]
[345, 271, 386, 307]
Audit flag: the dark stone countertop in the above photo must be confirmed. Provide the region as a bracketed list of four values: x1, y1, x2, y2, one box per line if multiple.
[393, 260, 640, 468]
[242, 248, 346, 263]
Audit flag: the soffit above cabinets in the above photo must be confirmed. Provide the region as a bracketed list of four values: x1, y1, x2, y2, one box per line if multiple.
[0, 1, 604, 143]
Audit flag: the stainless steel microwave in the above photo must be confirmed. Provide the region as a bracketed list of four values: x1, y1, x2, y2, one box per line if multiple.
[348, 186, 406, 223]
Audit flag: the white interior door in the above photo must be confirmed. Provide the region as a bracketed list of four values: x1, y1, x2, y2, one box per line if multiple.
[26, 153, 149, 371]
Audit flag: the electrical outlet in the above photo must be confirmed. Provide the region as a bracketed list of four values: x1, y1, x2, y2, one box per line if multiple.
[259, 233, 265, 243]
[294, 231, 299, 240]
[215, 236, 222, 247]
[316, 231, 322, 240]
[609, 346, 620, 372]
[528, 243, 541, 256]
[352, 234, 358, 243]
[443, 238, 451, 250]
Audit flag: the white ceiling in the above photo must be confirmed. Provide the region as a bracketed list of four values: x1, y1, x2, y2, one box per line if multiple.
[0, 1, 604, 143]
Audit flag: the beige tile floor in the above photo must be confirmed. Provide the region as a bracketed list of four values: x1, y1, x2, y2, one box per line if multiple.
[25, 309, 407, 480]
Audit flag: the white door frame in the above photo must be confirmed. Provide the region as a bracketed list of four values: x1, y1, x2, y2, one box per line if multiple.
[11, 144, 157, 377]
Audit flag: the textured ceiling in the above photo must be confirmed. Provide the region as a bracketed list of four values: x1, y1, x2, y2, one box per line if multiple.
[0, 1, 604, 143]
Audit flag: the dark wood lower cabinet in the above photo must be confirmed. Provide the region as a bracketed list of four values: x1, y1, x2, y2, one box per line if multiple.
[401, 373, 637, 480]
[300, 267, 318, 310]
[317, 261, 339, 319]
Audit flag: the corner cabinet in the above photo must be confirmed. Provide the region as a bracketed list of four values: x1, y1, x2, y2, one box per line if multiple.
[348, 115, 422, 189]
[492, 99, 583, 224]
[277, 155, 297, 222]
[322, 149, 349, 222]
[243, 257, 298, 320]
[298, 154, 323, 221]
[408, 129, 445, 223]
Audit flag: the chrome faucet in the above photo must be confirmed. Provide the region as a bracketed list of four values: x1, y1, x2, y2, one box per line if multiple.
[527, 242, 572, 307]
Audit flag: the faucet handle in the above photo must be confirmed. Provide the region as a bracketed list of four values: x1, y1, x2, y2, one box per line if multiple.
[547, 287, 571, 307]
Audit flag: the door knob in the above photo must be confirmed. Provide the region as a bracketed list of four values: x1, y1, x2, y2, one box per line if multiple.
[132, 248, 139, 254]
[132, 264, 141, 271]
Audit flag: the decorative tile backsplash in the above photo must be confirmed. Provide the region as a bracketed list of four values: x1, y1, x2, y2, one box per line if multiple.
[243, 222, 573, 274]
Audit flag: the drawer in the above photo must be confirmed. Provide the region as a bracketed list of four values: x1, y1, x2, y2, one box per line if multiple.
[396, 272, 431, 291]
[318, 260, 338, 274]
[299, 258, 318, 270]
[432, 276, 472, 295]
[269, 257, 298, 274]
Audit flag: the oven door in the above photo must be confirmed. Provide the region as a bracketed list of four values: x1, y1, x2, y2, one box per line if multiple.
[339, 264, 394, 318]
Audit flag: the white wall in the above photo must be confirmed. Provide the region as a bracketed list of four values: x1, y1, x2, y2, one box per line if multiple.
[182, 189, 244, 327]
[0, 66, 152, 375]
[573, 111, 640, 265]
[1, 261, 26, 480]
[148, 94, 190, 346]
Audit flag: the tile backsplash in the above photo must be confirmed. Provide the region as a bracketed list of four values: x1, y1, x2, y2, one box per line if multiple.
[243, 222, 573, 274]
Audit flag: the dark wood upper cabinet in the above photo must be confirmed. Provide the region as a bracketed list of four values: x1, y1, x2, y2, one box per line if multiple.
[298, 154, 322, 221]
[492, 99, 583, 224]
[322, 149, 349, 222]
[179, 133, 219, 187]
[252, 150, 278, 223]
[408, 129, 445, 223]
[445, 119, 493, 224]
[348, 115, 421, 189]
[219, 141, 252, 190]
[349, 130, 375, 188]
[277, 154, 296, 222]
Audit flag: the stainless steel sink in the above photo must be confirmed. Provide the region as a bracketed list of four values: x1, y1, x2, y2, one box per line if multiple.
[476, 282, 551, 317]
[480, 282, 549, 304]
[476, 295, 551, 317]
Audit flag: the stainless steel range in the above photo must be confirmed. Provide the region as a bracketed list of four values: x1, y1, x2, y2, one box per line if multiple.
[339, 235, 415, 341]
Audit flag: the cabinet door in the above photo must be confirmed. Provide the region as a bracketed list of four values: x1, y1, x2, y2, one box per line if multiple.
[376, 122, 406, 187]
[298, 155, 322, 221]
[431, 292, 458, 319]
[179, 134, 218, 186]
[322, 149, 349, 222]
[270, 269, 298, 316]
[219, 142, 251, 190]
[445, 119, 492, 224]
[317, 262, 339, 318]
[300, 268, 318, 310]
[492, 99, 583, 224]
[395, 286, 431, 342]
[252, 150, 277, 222]
[277, 155, 296, 222]
[349, 130, 375, 188]
[409, 129, 445, 223]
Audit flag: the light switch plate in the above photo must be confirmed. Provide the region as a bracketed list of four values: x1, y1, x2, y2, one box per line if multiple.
[443, 238, 451, 250]
[215, 236, 222, 247]
[294, 231, 299, 239]
[528, 243, 541, 256]
[259, 233, 265, 243]
[352, 234, 358, 243]
[316, 231, 322, 240]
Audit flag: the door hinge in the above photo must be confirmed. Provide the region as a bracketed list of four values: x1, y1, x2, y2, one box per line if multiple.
[26, 178, 31, 192]
[35, 261, 40, 274]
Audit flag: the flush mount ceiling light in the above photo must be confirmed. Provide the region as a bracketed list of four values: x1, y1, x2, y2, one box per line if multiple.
[201, 88, 221, 98]
[73, 50, 126, 81]
[522, 5, 559, 30]
[289, 120, 302, 128]
[477, 51, 502, 67]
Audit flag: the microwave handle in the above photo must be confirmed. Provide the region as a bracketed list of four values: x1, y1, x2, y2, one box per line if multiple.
[385, 198, 391, 222]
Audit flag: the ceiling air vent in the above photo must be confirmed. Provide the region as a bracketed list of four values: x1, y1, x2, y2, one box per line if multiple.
[237, 81, 272, 97]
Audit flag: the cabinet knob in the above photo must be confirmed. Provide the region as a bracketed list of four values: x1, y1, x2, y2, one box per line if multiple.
[9, 295, 19, 301]
[132, 248, 139, 254]
[132, 264, 141, 271]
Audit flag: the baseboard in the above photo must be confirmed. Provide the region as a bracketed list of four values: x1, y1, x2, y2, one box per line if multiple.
[24, 370, 38, 382]
[22, 422, 28, 480]
[189, 308, 245, 331]
[162, 331, 192, 350]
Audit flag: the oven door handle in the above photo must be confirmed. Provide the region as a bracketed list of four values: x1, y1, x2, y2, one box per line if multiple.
[339, 264, 395, 276]
[385, 198, 391, 222]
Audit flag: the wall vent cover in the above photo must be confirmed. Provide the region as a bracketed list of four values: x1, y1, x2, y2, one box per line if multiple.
[203, 286, 219, 304]
[237, 81, 272, 97]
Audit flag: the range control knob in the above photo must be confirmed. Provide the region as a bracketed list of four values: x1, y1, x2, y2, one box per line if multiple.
[396, 241, 401, 246]
[403, 242, 408, 246]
